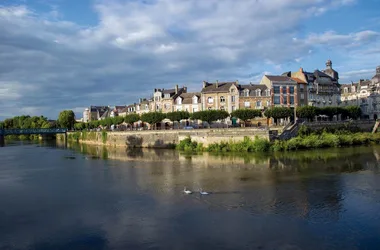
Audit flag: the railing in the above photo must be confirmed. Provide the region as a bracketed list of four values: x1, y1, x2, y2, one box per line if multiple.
[1, 128, 67, 135]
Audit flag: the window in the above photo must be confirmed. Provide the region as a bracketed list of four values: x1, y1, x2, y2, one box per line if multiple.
[164, 103, 170, 110]
[274, 96, 280, 104]
[220, 96, 226, 103]
[256, 101, 261, 107]
[208, 107, 212, 110]
[244, 101, 250, 107]
[274, 86, 280, 94]
[220, 106, 225, 111]
[301, 93, 305, 99]
[177, 98, 182, 105]
[290, 96, 295, 104]
[244, 90, 250, 97]
[267, 100, 271, 106]
[208, 97, 214, 104]
[265, 89, 270, 96]
[193, 96, 198, 104]
[289, 86, 294, 94]
[164, 94, 170, 98]
[145, 105, 149, 110]
[256, 89, 261, 96]
[232, 106, 236, 111]
[230, 88, 235, 93]
[231, 96, 235, 103]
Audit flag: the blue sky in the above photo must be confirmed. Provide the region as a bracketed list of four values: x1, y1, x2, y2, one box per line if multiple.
[0, 0, 379, 120]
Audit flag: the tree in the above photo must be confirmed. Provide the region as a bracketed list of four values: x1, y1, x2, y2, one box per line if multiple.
[191, 110, 229, 127]
[74, 122, 85, 130]
[264, 107, 292, 125]
[124, 114, 140, 128]
[166, 111, 190, 128]
[296, 106, 317, 121]
[58, 110, 76, 130]
[231, 109, 262, 127]
[141, 112, 166, 130]
[345, 106, 361, 120]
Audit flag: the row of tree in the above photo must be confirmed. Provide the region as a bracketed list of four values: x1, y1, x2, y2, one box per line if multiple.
[1, 106, 362, 131]
[0, 115, 55, 129]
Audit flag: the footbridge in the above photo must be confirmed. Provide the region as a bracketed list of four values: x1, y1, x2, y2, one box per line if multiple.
[0, 128, 67, 146]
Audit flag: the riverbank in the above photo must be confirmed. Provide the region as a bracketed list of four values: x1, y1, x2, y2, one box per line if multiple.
[62, 128, 273, 148]
[177, 132, 380, 153]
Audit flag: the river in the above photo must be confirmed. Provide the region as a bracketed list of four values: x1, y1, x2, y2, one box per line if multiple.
[1, 141, 380, 250]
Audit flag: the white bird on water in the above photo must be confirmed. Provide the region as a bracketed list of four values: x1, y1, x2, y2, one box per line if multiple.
[199, 189, 209, 195]
[183, 187, 192, 194]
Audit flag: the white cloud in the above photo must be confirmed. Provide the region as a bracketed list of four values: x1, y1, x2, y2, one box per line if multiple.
[0, 0, 378, 120]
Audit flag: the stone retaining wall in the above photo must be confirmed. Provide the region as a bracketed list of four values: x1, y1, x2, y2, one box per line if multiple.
[66, 128, 271, 148]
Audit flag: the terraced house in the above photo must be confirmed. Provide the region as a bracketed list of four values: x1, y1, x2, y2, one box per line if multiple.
[260, 75, 298, 108]
[174, 92, 201, 113]
[201, 81, 239, 113]
[238, 83, 271, 110]
[152, 85, 187, 113]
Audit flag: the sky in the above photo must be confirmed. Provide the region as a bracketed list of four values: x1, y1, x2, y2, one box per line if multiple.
[0, 0, 379, 120]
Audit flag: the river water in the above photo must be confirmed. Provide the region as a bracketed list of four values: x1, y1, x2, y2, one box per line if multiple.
[1, 141, 380, 250]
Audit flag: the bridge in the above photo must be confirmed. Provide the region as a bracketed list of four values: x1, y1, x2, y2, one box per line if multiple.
[0, 128, 67, 146]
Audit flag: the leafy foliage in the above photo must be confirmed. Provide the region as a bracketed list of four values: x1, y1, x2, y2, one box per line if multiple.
[264, 107, 292, 121]
[1, 115, 53, 129]
[141, 112, 166, 129]
[58, 110, 76, 129]
[231, 109, 262, 124]
[166, 111, 190, 122]
[124, 114, 140, 125]
[296, 106, 317, 121]
[190, 110, 229, 125]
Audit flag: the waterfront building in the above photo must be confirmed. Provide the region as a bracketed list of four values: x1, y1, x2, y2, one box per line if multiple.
[201, 80, 240, 113]
[136, 98, 152, 115]
[238, 83, 271, 110]
[83, 108, 89, 122]
[174, 92, 202, 113]
[152, 85, 187, 113]
[88, 106, 110, 121]
[260, 75, 298, 108]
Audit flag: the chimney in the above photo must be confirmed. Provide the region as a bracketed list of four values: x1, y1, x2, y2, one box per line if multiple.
[216, 80, 219, 88]
[139, 98, 142, 103]
[236, 80, 239, 85]
[203, 81, 207, 89]
[175, 84, 178, 94]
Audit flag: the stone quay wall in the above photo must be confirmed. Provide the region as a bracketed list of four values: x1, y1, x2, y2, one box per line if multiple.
[303, 120, 375, 132]
[66, 128, 271, 148]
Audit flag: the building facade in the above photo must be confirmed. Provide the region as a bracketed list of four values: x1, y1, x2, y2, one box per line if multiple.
[152, 85, 187, 113]
[260, 75, 298, 108]
[201, 81, 240, 113]
[174, 92, 202, 113]
[238, 84, 271, 110]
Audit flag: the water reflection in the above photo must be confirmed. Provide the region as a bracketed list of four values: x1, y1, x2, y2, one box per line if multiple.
[1, 141, 379, 249]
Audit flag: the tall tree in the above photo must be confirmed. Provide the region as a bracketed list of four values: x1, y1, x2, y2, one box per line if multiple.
[58, 110, 76, 129]
[141, 112, 166, 130]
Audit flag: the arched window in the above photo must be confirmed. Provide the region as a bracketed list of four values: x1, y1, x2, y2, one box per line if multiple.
[207, 97, 214, 104]
[220, 96, 225, 103]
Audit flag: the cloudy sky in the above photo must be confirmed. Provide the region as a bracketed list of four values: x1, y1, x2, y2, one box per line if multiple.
[0, 0, 379, 120]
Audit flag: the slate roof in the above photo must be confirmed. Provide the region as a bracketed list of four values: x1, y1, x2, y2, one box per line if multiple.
[239, 84, 269, 97]
[201, 81, 237, 93]
[178, 92, 201, 104]
[265, 75, 295, 82]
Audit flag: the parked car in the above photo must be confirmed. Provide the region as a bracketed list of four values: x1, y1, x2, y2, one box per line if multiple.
[183, 126, 194, 130]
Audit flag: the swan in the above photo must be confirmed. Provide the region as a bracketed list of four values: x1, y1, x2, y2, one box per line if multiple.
[183, 187, 192, 194]
[199, 189, 209, 195]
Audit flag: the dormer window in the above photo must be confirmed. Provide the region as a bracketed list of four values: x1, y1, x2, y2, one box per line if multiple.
[230, 88, 235, 93]
[256, 89, 261, 96]
[145, 104, 149, 110]
[344, 88, 348, 93]
[265, 89, 270, 96]
[244, 89, 249, 97]
[164, 94, 170, 99]
[192, 96, 198, 104]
